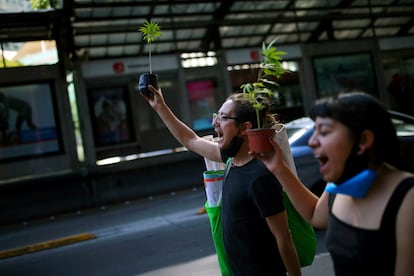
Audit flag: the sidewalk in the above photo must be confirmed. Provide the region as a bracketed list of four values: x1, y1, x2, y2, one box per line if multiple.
[0, 188, 334, 275]
[138, 252, 334, 276]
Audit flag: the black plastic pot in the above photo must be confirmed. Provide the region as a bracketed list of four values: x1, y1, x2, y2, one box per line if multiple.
[138, 73, 158, 98]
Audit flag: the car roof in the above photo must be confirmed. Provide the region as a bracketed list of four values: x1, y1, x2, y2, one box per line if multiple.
[286, 110, 414, 129]
[388, 110, 414, 124]
[285, 117, 314, 129]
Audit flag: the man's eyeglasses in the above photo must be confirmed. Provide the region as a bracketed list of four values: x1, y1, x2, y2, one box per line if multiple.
[212, 113, 238, 123]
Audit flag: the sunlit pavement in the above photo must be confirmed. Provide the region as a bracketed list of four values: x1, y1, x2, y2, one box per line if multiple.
[0, 187, 334, 275]
[138, 252, 334, 276]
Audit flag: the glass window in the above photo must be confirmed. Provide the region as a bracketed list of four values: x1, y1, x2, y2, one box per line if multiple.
[382, 55, 414, 115]
[88, 87, 134, 148]
[312, 53, 377, 97]
[186, 79, 217, 131]
[0, 40, 58, 68]
[0, 81, 63, 161]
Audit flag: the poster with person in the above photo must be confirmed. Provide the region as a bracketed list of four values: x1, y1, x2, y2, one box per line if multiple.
[89, 87, 133, 147]
[0, 82, 62, 160]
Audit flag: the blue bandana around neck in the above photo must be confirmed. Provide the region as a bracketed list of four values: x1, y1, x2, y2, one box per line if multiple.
[325, 169, 378, 198]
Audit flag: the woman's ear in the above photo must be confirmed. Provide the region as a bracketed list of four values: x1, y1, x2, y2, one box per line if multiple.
[357, 130, 374, 155]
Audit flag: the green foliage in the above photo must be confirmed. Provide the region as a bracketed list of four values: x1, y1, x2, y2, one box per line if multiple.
[241, 39, 287, 129]
[260, 40, 287, 80]
[241, 82, 273, 129]
[139, 20, 162, 44]
[139, 20, 162, 73]
[0, 58, 23, 68]
[30, 0, 51, 9]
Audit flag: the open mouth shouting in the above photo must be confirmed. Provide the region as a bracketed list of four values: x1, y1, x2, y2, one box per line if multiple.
[314, 154, 330, 179]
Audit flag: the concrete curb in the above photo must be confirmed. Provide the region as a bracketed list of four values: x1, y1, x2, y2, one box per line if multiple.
[0, 233, 96, 260]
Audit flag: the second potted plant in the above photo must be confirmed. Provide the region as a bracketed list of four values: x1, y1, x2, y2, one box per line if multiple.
[241, 39, 287, 152]
[138, 20, 162, 98]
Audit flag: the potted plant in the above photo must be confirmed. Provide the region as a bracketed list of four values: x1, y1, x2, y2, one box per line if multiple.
[241, 39, 287, 152]
[138, 20, 162, 98]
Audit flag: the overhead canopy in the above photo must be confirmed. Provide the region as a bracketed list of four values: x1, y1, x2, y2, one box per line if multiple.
[1, 0, 414, 62]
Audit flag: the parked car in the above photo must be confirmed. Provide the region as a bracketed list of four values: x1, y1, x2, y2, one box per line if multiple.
[286, 110, 414, 196]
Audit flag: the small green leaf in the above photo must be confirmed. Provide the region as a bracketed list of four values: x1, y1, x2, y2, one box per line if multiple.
[139, 20, 161, 44]
[30, 0, 51, 9]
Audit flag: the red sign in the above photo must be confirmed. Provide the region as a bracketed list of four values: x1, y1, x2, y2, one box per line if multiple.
[250, 50, 260, 62]
[113, 62, 125, 73]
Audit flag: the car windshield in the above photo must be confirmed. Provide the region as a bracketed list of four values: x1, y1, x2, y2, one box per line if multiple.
[287, 127, 308, 141]
[285, 112, 414, 146]
[392, 118, 414, 137]
[286, 117, 314, 145]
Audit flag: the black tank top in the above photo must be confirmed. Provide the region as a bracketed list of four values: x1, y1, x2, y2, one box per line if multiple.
[326, 177, 414, 276]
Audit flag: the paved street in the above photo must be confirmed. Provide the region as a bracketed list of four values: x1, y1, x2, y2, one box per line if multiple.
[0, 188, 334, 275]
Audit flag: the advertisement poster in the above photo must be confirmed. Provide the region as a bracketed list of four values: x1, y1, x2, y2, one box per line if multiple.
[0, 82, 62, 161]
[187, 79, 217, 131]
[89, 87, 133, 147]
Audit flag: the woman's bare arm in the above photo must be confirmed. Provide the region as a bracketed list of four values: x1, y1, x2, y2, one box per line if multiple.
[253, 137, 329, 228]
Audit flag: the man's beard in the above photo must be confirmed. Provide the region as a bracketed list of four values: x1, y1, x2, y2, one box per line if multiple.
[221, 135, 244, 158]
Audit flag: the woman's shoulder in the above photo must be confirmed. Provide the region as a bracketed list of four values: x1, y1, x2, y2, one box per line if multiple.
[388, 171, 414, 202]
[382, 165, 413, 186]
[391, 169, 414, 185]
[398, 174, 414, 190]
